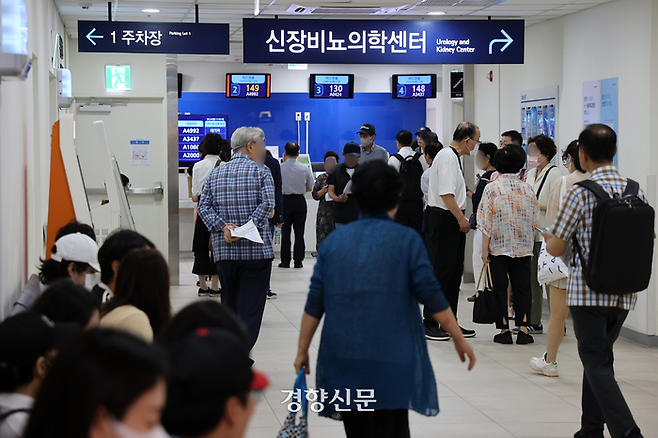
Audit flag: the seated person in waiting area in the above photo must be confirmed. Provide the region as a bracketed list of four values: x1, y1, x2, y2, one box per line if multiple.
[11, 221, 98, 315]
[22, 329, 169, 438]
[31, 279, 101, 330]
[100, 248, 172, 342]
[161, 328, 269, 438]
[295, 160, 475, 438]
[0, 312, 81, 438]
[92, 229, 154, 305]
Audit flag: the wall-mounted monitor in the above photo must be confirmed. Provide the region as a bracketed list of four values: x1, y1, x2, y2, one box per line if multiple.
[226, 73, 271, 98]
[309, 74, 354, 99]
[392, 74, 437, 99]
[178, 114, 229, 168]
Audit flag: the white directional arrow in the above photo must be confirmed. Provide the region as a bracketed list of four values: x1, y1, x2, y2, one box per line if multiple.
[86, 28, 104, 46]
[488, 29, 513, 54]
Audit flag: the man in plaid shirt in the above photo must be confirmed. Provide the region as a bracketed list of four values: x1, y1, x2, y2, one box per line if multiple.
[198, 126, 275, 350]
[543, 124, 645, 438]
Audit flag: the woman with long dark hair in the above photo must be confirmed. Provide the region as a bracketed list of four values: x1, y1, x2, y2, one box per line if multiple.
[22, 329, 169, 438]
[190, 134, 231, 297]
[100, 248, 172, 341]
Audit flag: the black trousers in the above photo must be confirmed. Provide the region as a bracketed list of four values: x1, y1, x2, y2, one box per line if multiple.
[281, 195, 307, 265]
[570, 306, 640, 438]
[489, 255, 531, 329]
[215, 259, 272, 350]
[191, 215, 217, 276]
[423, 207, 466, 326]
[342, 409, 410, 438]
[395, 198, 424, 234]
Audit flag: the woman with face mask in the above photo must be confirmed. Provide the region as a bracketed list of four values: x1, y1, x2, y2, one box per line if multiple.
[522, 135, 561, 336]
[467, 142, 498, 302]
[529, 140, 588, 377]
[22, 329, 169, 438]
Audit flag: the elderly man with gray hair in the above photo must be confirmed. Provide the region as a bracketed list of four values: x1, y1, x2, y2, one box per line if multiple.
[198, 126, 276, 349]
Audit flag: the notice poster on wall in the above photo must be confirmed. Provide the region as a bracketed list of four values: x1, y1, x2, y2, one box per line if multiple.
[130, 140, 150, 166]
[600, 78, 618, 166]
[582, 80, 600, 128]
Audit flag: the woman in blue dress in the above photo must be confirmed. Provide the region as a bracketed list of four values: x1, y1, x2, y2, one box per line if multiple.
[294, 160, 476, 438]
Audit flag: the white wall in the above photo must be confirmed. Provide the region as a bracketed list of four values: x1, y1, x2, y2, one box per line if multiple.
[67, 49, 171, 257]
[0, 0, 69, 317]
[472, 0, 658, 337]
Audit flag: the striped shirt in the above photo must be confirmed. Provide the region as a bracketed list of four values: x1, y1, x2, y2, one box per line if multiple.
[477, 174, 540, 257]
[550, 166, 646, 309]
[198, 153, 276, 261]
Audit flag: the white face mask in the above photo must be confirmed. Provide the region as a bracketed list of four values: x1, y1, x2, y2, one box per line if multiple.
[85, 272, 100, 290]
[111, 420, 170, 438]
[360, 137, 373, 148]
[527, 155, 545, 169]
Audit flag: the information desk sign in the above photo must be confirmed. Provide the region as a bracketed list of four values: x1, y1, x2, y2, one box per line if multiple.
[393, 74, 436, 99]
[310, 74, 354, 99]
[226, 74, 271, 98]
[78, 21, 229, 55]
[243, 18, 524, 64]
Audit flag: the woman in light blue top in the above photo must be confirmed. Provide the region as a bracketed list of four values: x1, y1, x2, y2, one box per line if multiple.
[294, 160, 476, 438]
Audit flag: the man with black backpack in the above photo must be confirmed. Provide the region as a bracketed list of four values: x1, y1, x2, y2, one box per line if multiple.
[389, 130, 425, 234]
[543, 124, 654, 438]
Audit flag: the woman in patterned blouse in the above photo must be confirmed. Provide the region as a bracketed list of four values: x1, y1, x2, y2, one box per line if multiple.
[478, 147, 540, 345]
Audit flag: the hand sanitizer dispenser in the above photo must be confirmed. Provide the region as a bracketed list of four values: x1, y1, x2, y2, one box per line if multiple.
[0, 0, 31, 79]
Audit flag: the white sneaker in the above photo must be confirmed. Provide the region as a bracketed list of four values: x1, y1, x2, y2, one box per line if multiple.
[529, 353, 559, 377]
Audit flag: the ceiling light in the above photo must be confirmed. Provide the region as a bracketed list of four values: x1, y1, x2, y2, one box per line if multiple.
[142, 8, 160, 13]
[427, 11, 446, 15]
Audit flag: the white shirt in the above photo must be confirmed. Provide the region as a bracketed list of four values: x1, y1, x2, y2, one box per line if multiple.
[428, 147, 467, 210]
[0, 393, 33, 438]
[192, 155, 221, 198]
[421, 168, 431, 208]
[388, 146, 416, 172]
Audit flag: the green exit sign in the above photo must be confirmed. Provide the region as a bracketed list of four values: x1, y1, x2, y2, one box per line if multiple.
[105, 65, 131, 91]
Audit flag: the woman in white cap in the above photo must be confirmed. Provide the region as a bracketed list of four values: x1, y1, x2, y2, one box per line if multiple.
[39, 232, 100, 287]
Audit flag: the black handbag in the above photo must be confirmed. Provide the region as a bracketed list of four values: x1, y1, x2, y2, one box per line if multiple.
[472, 263, 499, 324]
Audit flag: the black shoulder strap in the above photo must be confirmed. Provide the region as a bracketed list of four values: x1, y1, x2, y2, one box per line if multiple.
[0, 408, 31, 422]
[574, 180, 612, 201]
[413, 152, 422, 160]
[623, 179, 640, 197]
[393, 153, 403, 163]
[450, 147, 463, 171]
[535, 165, 556, 199]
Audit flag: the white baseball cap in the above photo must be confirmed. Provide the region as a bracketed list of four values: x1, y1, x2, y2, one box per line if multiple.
[51, 232, 101, 272]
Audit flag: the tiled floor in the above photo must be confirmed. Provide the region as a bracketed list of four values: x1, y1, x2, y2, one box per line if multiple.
[172, 258, 658, 438]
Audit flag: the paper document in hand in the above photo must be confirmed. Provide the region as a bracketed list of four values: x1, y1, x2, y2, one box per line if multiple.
[230, 220, 264, 244]
[343, 180, 353, 195]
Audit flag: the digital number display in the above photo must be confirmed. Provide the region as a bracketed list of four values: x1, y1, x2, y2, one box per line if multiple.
[226, 73, 271, 98]
[309, 74, 354, 99]
[178, 114, 229, 167]
[392, 74, 437, 99]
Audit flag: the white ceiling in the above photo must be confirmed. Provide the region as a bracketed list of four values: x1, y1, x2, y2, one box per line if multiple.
[55, 0, 616, 62]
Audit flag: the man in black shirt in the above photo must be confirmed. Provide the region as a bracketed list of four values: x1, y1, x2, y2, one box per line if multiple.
[327, 142, 361, 228]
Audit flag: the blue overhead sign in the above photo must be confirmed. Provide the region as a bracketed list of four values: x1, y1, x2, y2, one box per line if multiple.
[78, 21, 229, 55]
[242, 18, 524, 64]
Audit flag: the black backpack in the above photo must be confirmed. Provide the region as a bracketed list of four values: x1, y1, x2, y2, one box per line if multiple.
[393, 152, 424, 202]
[572, 179, 655, 294]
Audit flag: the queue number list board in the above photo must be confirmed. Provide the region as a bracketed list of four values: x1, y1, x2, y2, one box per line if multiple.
[178, 114, 228, 167]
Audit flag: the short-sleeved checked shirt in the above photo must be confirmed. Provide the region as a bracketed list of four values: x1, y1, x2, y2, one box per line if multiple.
[550, 166, 647, 309]
[198, 153, 276, 261]
[477, 174, 540, 257]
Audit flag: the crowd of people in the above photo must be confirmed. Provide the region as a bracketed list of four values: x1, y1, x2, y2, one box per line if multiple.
[0, 121, 648, 438]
